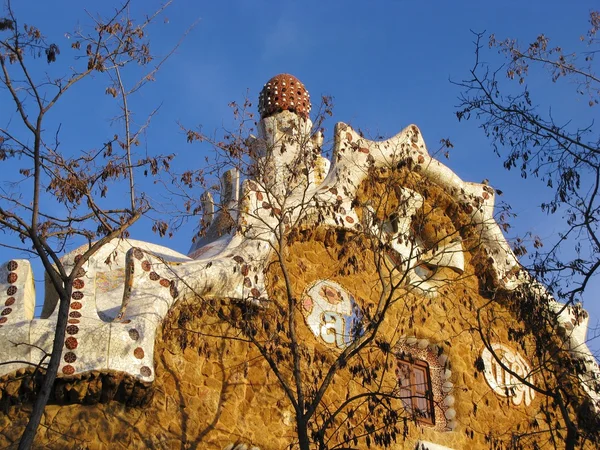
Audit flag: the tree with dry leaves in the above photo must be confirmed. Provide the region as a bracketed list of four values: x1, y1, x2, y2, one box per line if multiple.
[454, 11, 600, 450]
[0, 1, 181, 447]
[455, 11, 600, 309]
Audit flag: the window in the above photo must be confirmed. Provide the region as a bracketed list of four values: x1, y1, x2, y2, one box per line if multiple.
[396, 358, 435, 424]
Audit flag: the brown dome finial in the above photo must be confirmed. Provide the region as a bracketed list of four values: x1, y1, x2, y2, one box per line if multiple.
[258, 74, 311, 119]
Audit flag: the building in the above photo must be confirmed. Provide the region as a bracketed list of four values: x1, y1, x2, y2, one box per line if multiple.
[0, 74, 598, 449]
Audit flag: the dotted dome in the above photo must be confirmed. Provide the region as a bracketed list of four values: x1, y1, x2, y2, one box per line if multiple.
[258, 74, 311, 119]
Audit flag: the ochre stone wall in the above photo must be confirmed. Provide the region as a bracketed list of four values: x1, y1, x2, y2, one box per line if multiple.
[0, 170, 584, 449]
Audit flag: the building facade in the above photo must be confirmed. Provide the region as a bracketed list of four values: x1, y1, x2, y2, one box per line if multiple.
[0, 74, 598, 449]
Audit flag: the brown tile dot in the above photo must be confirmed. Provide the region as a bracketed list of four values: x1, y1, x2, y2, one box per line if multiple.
[0, 317, 7, 324]
[251, 288, 260, 297]
[73, 279, 85, 289]
[66, 325, 79, 335]
[256, 192, 264, 201]
[241, 265, 249, 276]
[262, 202, 271, 210]
[68, 319, 80, 324]
[71, 291, 84, 300]
[128, 329, 140, 341]
[7, 272, 17, 283]
[132, 248, 144, 260]
[149, 272, 160, 281]
[133, 347, 145, 359]
[345, 216, 355, 224]
[62, 365, 75, 375]
[140, 366, 152, 377]
[141, 261, 152, 272]
[64, 352, 77, 363]
[6, 286, 17, 296]
[65, 337, 78, 350]
[70, 302, 82, 310]
[7, 261, 18, 271]
[69, 311, 82, 318]
[243, 277, 252, 288]
[159, 279, 170, 288]
[5, 297, 15, 306]
[74, 268, 86, 278]
[1, 308, 12, 316]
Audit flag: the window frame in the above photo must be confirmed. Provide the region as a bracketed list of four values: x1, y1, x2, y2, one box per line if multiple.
[396, 357, 435, 425]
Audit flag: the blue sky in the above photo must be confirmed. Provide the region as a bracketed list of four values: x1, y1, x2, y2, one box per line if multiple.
[2, 1, 599, 353]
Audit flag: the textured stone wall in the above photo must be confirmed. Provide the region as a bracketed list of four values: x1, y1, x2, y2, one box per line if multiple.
[0, 170, 583, 449]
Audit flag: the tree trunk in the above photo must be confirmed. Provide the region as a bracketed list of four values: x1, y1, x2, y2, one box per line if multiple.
[297, 415, 310, 450]
[18, 290, 71, 450]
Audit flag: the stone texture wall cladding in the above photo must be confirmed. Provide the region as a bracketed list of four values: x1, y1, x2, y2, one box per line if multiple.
[0, 170, 585, 449]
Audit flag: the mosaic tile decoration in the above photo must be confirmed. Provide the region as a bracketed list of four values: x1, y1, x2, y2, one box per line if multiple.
[481, 343, 535, 406]
[301, 280, 363, 349]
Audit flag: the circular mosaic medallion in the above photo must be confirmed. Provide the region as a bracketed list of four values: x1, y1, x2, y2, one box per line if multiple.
[65, 337, 78, 350]
[133, 347, 145, 359]
[64, 352, 77, 363]
[481, 344, 535, 406]
[300, 280, 364, 349]
[128, 329, 140, 341]
[7, 261, 18, 271]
